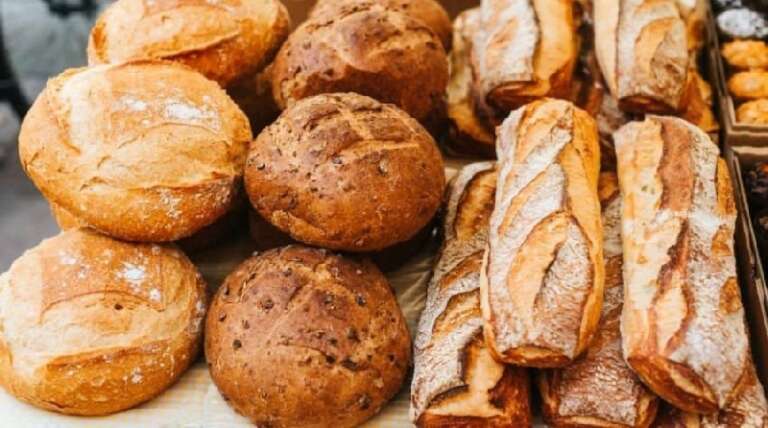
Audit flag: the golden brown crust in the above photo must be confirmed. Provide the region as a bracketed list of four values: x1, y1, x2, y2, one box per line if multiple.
[88, 0, 291, 86]
[270, 3, 448, 125]
[729, 70, 768, 100]
[0, 229, 207, 416]
[679, 68, 718, 133]
[204, 245, 410, 428]
[244, 93, 445, 252]
[736, 99, 768, 125]
[722, 40, 768, 71]
[19, 61, 252, 242]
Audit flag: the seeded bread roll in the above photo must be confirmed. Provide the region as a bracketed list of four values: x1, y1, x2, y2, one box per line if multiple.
[411, 162, 533, 427]
[0, 229, 207, 416]
[270, 3, 448, 126]
[615, 116, 750, 414]
[19, 61, 252, 242]
[87, 0, 291, 87]
[539, 172, 659, 428]
[205, 245, 411, 428]
[244, 93, 445, 252]
[481, 99, 604, 368]
[309, 0, 452, 50]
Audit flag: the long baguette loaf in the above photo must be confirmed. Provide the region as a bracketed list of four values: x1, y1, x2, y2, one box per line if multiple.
[539, 172, 658, 428]
[615, 116, 751, 414]
[594, 0, 689, 114]
[411, 162, 532, 427]
[471, 0, 577, 113]
[481, 98, 604, 368]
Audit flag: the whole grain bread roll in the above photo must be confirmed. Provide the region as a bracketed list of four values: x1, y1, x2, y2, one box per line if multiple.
[614, 116, 751, 414]
[87, 0, 291, 87]
[539, 172, 658, 428]
[481, 98, 604, 368]
[270, 3, 448, 126]
[471, 0, 578, 113]
[309, 0, 452, 50]
[0, 229, 207, 416]
[205, 245, 411, 428]
[244, 93, 445, 252]
[19, 61, 252, 243]
[411, 162, 532, 427]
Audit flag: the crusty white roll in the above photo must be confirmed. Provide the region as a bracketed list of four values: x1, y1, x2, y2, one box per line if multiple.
[411, 162, 532, 427]
[0, 229, 207, 416]
[88, 0, 291, 87]
[615, 116, 751, 414]
[539, 172, 658, 428]
[481, 98, 604, 368]
[19, 61, 252, 243]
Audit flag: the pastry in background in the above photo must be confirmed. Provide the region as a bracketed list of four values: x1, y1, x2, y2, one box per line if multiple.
[716, 8, 768, 40]
[0, 229, 207, 416]
[729, 70, 768, 100]
[205, 246, 410, 428]
[737, 99, 768, 125]
[244, 93, 445, 252]
[722, 40, 768, 70]
[19, 61, 252, 242]
[746, 162, 768, 212]
[411, 162, 533, 427]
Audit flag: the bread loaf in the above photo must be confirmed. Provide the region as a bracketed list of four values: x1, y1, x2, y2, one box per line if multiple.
[19, 61, 252, 242]
[471, 0, 578, 112]
[411, 162, 532, 427]
[539, 172, 658, 428]
[594, 0, 689, 113]
[481, 99, 604, 368]
[614, 116, 751, 414]
[205, 245, 410, 428]
[88, 0, 291, 87]
[0, 229, 206, 415]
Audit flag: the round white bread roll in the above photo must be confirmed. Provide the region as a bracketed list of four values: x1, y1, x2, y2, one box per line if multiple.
[0, 229, 207, 416]
[19, 61, 252, 242]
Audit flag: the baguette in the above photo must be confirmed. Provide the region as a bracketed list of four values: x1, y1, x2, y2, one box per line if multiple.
[481, 98, 604, 368]
[614, 116, 751, 414]
[539, 172, 658, 428]
[411, 162, 532, 427]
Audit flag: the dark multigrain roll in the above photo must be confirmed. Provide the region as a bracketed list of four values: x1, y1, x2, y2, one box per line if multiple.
[244, 93, 446, 252]
[204, 245, 411, 428]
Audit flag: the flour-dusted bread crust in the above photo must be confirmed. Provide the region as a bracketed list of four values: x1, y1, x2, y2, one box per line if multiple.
[0, 229, 206, 416]
[88, 0, 291, 87]
[244, 93, 445, 252]
[481, 99, 604, 368]
[271, 3, 448, 125]
[539, 173, 658, 428]
[594, 0, 689, 114]
[205, 245, 410, 428]
[411, 162, 532, 427]
[19, 61, 252, 242]
[471, 0, 577, 113]
[614, 116, 751, 414]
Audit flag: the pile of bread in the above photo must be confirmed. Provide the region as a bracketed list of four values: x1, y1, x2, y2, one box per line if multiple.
[0, 0, 766, 427]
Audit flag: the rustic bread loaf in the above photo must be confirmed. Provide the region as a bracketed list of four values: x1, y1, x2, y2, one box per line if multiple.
[470, 0, 578, 113]
[205, 245, 410, 428]
[270, 3, 448, 126]
[309, 0, 452, 50]
[19, 61, 252, 242]
[614, 116, 751, 414]
[87, 0, 291, 87]
[481, 99, 604, 368]
[539, 172, 658, 428]
[594, 0, 690, 113]
[0, 229, 206, 416]
[411, 162, 532, 427]
[244, 93, 445, 252]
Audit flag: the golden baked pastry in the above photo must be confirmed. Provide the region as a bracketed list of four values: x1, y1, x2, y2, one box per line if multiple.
[737, 99, 768, 125]
[722, 40, 768, 70]
[728, 70, 768, 100]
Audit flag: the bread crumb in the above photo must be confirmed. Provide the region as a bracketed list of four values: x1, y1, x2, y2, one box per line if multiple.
[130, 368, 143, 384]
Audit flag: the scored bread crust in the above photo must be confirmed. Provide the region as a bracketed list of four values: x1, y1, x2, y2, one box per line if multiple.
[18, 61, 252, 243]
[594, 0, 689, 114]
[471, 0, 577, 113]
[614, 116, 750, 414]
[481, 98, 604, 368]
[0, 229, 207, 416]
[539, 172, 658, 428]
[410, 162, 532, 427]
[87, 0, 291, 86]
